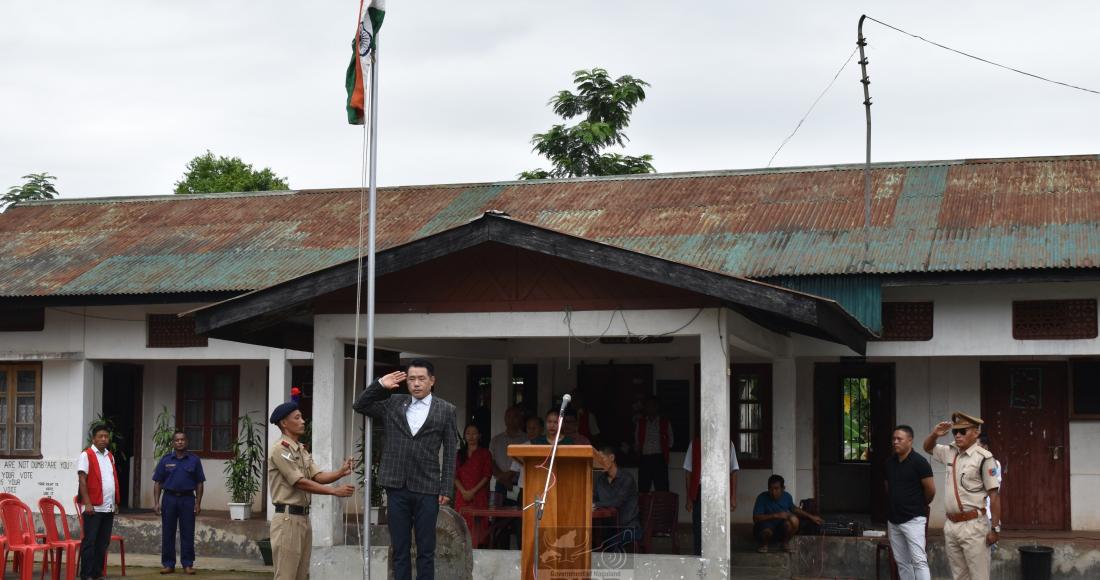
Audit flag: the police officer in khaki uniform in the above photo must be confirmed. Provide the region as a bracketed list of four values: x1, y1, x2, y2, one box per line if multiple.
[923, 411, 1002, 580]
[268, 401, 356, 580]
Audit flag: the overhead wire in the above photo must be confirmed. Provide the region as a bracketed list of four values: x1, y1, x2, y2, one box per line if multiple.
[767, 46, 859, 167]
[865, 15, 1100, 96]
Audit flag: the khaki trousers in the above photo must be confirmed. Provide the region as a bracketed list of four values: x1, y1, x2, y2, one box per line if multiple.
[272, 512, 312, 580]
[944, 517, 990, 580]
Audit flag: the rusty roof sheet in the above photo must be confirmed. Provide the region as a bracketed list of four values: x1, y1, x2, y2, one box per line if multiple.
[2, 154, 1100, 297]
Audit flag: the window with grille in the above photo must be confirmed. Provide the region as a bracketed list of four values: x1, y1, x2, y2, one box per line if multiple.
[732, 365, 772, 469]
[148, 314, 208, 348]
[880, 302, 934, 341]
[841, 377, 872, 462]
[0, 364, 41, 457]
[176, 366, 239, 458]
[1013, 299, 1098, 340]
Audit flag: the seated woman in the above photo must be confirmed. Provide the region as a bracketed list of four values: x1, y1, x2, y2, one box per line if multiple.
[752, 474, 823, 553]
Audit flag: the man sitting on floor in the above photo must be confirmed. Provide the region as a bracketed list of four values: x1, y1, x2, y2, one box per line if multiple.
[752, 474, 822, 553]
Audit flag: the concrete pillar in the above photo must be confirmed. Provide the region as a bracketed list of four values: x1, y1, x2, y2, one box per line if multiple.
[490, 359, 511, 437]
[699, 308, 731, 577]
[311, 335, 347, 546]
[772, 358, 797, 501]
[267, 349, 293, 520]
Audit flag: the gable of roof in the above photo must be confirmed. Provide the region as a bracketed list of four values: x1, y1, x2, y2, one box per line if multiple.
[2, 154, 1099, 298]
[191, 212, 873, 354]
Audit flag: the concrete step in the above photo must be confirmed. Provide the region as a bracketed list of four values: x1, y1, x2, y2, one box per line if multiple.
[731, 551, 792, 569]
[729, 565, 792, 580]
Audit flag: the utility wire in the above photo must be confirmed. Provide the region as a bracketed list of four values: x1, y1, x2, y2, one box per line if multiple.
[767, 47, 859, 167]
[865, 16, 1100, 96]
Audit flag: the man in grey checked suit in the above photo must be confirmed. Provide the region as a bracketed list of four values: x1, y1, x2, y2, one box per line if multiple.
[353, 359, 457, 580]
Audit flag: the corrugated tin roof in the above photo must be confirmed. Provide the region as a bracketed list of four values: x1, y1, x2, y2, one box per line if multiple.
[2, 154, 1099, 297]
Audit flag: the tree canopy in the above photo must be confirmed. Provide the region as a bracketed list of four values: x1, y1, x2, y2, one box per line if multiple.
[520, 68, 655, 180]
[2, 172, 58, 211]
[174, 151, 289, 194]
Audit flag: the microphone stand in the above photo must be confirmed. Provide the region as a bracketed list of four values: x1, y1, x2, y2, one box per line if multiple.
[533, 400, 569, 578]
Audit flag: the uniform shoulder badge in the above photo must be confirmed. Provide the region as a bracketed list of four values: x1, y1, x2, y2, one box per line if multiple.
[989, 464, 1000, 478]
[281, 440, 291, 448]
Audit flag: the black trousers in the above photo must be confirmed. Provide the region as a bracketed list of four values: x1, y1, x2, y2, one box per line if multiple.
[386, 486, 439, 580]
[80, 511, 114, 579]
[638, 454, 669, 492]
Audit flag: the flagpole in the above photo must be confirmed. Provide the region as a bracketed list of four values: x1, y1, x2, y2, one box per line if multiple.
[362, 37, 380, 580]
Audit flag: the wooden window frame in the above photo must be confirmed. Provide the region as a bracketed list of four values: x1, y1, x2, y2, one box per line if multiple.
[176, 365, 239, 459]
[731, 364, 773, 470]
[0, 363, 43, 459]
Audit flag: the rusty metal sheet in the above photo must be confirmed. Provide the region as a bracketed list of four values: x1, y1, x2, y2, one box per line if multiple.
[1, 155, 1099, 297]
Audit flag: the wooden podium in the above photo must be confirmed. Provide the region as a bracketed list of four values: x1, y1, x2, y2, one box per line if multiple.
[508, 444, 594, 580]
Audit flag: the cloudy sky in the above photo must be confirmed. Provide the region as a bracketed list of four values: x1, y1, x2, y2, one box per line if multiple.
[2, 1, 1098, 199]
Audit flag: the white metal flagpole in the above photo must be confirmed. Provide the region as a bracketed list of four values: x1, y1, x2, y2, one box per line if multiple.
[362, 45, 379, 580]
[356, 2, 381, 578]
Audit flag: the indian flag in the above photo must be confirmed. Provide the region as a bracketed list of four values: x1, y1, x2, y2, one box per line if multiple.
[345, 0, 386, 125]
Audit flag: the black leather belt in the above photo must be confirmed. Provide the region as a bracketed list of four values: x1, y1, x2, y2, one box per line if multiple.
[164, 490, 194, 497]
[274, 504, 309, 515]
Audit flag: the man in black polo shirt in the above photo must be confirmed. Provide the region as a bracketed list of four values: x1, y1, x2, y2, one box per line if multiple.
[885, 425, 935, 580]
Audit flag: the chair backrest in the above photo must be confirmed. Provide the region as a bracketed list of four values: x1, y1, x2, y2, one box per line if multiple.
[39, 497, 73, 542]
[644, 491, 678, 535]
[72, 495, 85, 537]
[0, 499, 35, 547]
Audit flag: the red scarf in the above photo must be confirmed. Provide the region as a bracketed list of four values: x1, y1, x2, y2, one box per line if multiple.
[636, 417, 670, 462]
[84, 447, 120, 507]
[688, 437, 702, 503]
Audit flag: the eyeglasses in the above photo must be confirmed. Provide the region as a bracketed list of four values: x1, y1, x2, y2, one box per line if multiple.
[952, 428, 970, 436]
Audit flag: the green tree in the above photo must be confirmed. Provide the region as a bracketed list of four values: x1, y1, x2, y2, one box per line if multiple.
[174, 151, 289, 194]
[520, 68, 655, 180]
[3, 172, 58, 211]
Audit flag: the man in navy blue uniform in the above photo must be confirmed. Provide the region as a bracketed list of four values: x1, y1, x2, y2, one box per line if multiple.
[153, 431, 205, 575]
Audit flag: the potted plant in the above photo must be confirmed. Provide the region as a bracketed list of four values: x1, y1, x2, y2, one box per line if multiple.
[224, 413, 264, 520]
[150, 406, 175, 460]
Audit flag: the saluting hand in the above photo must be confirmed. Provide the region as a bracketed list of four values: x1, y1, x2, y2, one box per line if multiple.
[379, 371, 407, 389]
[934, 421, 953, 437]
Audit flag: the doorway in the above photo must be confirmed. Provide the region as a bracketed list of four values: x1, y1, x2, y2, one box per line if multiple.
[102, 363, 143, 510]
[980, 362, 1069, 530]
[814, 363, 895, 523]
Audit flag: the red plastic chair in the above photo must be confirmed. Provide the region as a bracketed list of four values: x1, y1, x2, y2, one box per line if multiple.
[0, 499, 52, 580]
[71, 495, 126, 577]
[0, 493, 50, 577]
[39, 498, 81, 580]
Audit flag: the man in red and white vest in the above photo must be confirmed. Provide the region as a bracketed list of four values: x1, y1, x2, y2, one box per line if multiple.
[635, 397, 673, 492]
[77, 423, 120, 580]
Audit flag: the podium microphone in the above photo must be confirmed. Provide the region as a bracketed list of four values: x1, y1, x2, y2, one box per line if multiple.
[534, 394, 572, 576]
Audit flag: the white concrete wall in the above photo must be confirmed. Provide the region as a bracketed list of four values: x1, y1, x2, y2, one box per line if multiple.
[1, 304, 309, 513]
[1069, 422, 1100, 530]
[138, 360, 269, 511]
